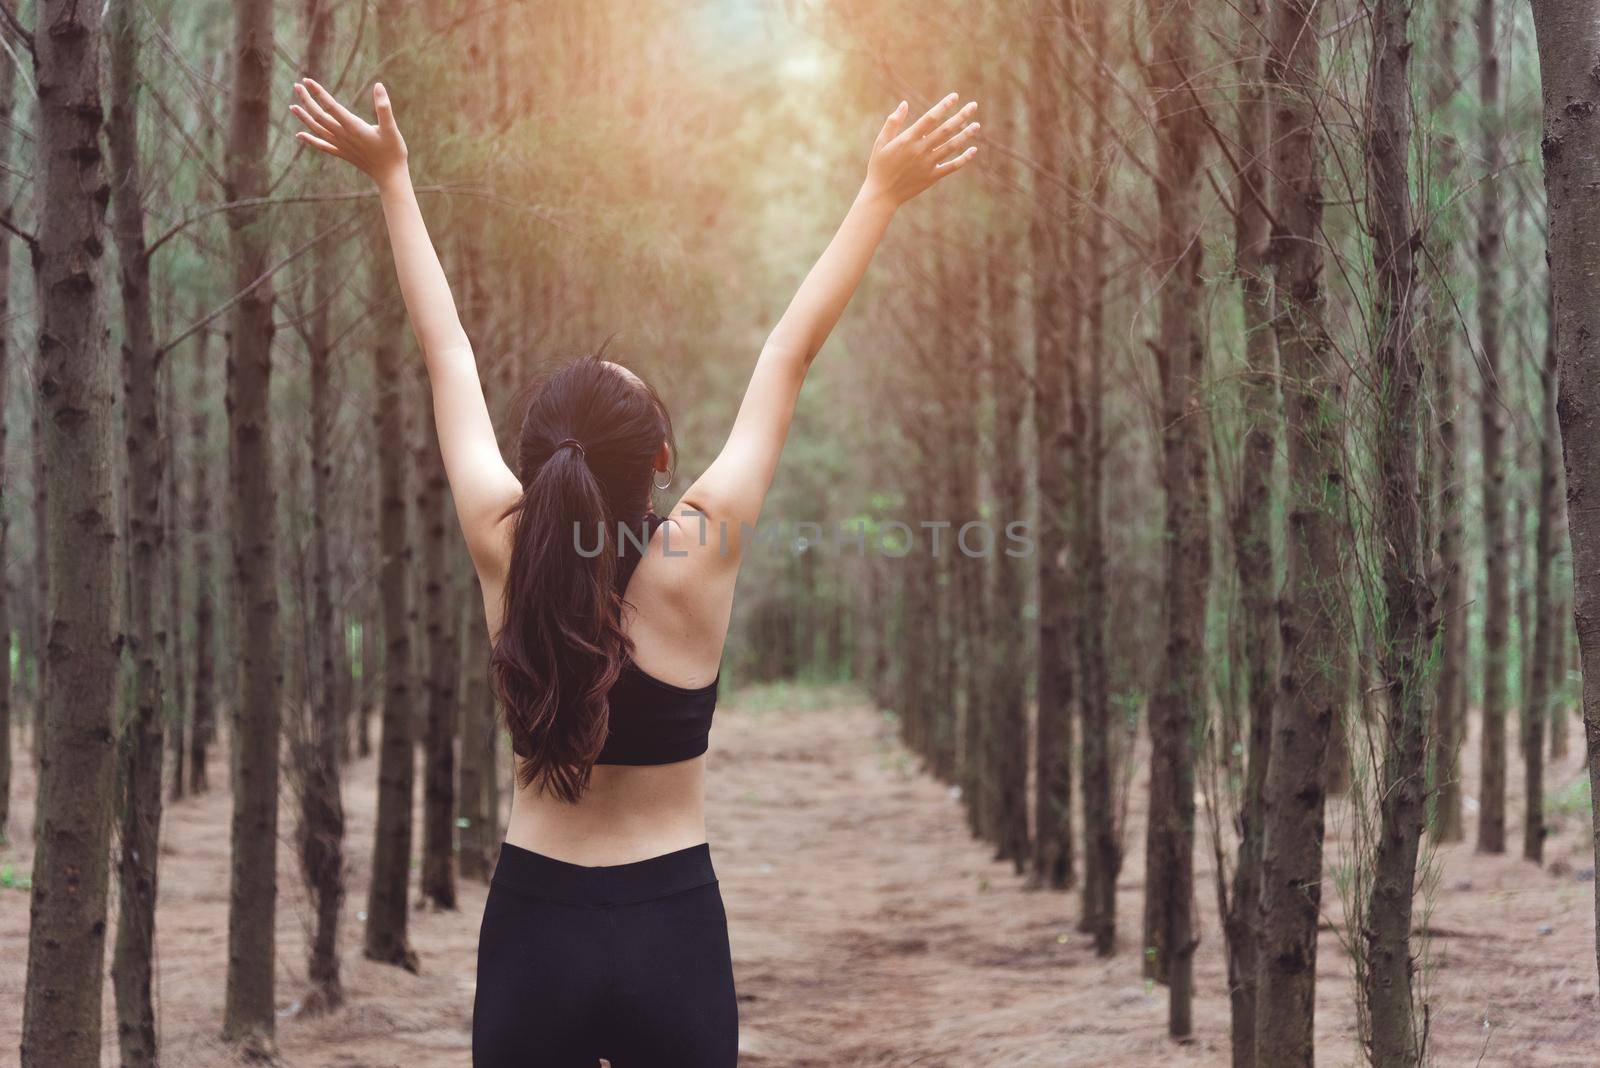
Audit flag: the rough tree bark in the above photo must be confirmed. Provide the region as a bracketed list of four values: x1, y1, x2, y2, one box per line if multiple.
[1079, 5, 1118, 957]
[985, 95, 1030, 879]
[1140, 0, 1211, 1038]
[420, 361, 460, 910]
[1475, 0, 1511, 856]
[190, 321, 217, 795]
[1361, 1, 1437, 1060]
[458, 577, 499, 882]
[166, 345, 187, 805]
[1029, 0, 1074, 891]
[1428, 0, 1468, 846]
[221, 0, 284, 1050]
[366, 240, 421, 969]
[0, 0, 13, 839]
[19, 1, 119, 1063]
[107, 3, 167, 1062]
[1524, 284, 1560, 865]
[1254, 2, 1347, 1064]
[1221, 4, 1279, 1063]
[1528, 0, 1600, 983]
[297, 0, 348, 1011]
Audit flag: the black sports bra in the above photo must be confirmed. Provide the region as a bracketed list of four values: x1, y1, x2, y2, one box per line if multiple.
[595, 511, 720, 766]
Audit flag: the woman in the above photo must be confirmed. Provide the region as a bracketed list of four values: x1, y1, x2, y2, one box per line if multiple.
[291, 77, 978, 1067]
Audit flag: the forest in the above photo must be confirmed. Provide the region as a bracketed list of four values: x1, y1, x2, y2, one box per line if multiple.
[3, 0, 1600, 1065]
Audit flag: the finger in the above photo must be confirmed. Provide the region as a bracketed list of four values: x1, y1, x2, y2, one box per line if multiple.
[303, 77, 364, 127]
[931, 121, 982, 161]
[935, 145, 979, 175]
[922, 101, 978, 149]
[875, 100, 908, 147]
[901, 92, 960, 142]
[294, 81, 343, 133]
[290, 103, 337, 143]
[373, 82, 399, 131]
[294, 130, 344, 159]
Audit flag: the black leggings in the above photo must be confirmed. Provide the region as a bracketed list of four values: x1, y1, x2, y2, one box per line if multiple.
[473, 842, 739, 1067]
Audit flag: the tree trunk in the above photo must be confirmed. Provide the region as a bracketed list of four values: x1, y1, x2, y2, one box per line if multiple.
[1079, 5, 1118, 958]
[1361, 1, 1437, 1060]
[297, 0, 347, 1012]
[0, 0, 13, 839]
[167, 349, 188, 805]
[1140, 0, 1210, 1038]
[1474, 0, 1510, 856]
[419, 363, 460, 910]
[1254, 3, 1346, 1065]
[986, 98, 1030, 879]
[107, 4, 167, 1061]
[1529, 0, 1600, 977]
[1029, 1, 1074, 890]
[1427, 0, 1467, 842]
[1223, 5, 1279, 1063]
[20, 2, 118, 1063]
[221, 0, 283, 1050]
[190, 322, 217, 795]
[1524, 283, 1561, 865]
[366, 238, 421, 969]
[458, 577, 499, 882]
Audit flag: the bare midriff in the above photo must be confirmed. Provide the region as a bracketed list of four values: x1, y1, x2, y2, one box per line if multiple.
[502, 757, 708, 867]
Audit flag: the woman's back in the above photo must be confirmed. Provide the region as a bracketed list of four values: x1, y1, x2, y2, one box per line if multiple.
[484, 510, 739, 866]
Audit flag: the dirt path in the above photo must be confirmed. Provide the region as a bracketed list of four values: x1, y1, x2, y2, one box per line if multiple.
[1, 689, 1597, 1066]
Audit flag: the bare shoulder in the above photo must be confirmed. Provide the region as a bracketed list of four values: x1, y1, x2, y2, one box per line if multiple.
[622, 512, 740, 687]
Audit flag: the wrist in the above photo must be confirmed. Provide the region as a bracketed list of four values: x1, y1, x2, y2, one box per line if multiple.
[372, 161, 412, 194]
[857, 180, 901, 216]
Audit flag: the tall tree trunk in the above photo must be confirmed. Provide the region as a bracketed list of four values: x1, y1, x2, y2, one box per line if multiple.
[31, 339, 46, 759]
[222, 0, 283, 1050]
[1474, 0, 1510, 856]
[1254, 3, 1346, 1065]
[419, 367, 460, 909]
[1427, 0, 1467, 844]
[20, 1, 118, 1063]
[986, 97, 1030, 879]
[1529, 0, 1600, 986]
[1029, 0, 1074, 890]
[190, 322, 217, 795]
[1140, 0, 1210, 1038]
[0, 0, 13, 839]
[1079, 5, 1118, 958]
[1223, 5, 1279, 1063]
[1524, 283, 1561, 865]
[107, 4, 167, 1062]
[366, 239, 420, 969]
[458, 577, 498, 882]
[1362, 0, 1436, 1058]
[167, 349, 188, 804]
[297, 0, 347, 1011]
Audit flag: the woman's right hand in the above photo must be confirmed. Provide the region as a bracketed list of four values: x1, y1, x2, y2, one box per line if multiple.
[291, 78, 409, 184]
[862, 93, 981, 208]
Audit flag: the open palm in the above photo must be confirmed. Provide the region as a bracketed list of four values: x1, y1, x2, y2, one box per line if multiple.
[291, 78, 409, 183]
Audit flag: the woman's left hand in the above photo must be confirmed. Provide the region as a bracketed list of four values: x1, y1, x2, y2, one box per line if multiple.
[291, 79, 409, 184]
[862, 93, 981, 207]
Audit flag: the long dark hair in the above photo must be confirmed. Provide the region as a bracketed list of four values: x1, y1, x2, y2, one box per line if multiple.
[490, 353, 674, 802]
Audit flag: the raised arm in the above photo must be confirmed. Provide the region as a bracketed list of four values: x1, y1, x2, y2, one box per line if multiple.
[679, 93, 980, 549]
[291, 79, 520, 573]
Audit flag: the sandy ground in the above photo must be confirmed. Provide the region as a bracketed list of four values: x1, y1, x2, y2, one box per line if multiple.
[1, 687, 1597, 1067]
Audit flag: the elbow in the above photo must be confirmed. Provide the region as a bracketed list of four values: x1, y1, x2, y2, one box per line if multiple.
[758, 341, 813, 382]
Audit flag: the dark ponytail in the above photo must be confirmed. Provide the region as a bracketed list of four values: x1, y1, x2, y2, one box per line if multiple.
[489, 354, 673, 802]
